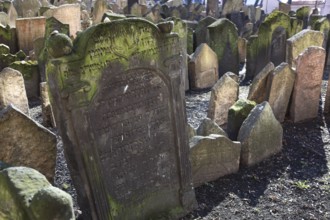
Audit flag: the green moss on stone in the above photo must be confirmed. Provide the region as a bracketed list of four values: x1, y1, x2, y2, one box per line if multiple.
[296, 6, 311, 19]
[10, 60, 38, 80]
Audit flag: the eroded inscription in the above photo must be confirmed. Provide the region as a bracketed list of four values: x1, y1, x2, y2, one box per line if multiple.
[90, 68, 177, 203]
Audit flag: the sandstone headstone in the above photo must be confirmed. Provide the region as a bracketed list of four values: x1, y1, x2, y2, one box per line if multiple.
[0, 105, 56, 181]
[0, 67, 29, 115]
[46, 18, 197, 219]
[42, 4, 81, 38]
[208, 73, 239, 126]
[16, 17, 46, 54]
[248, 62, 275, 104]
[196, 118, 227, 137]
[10, 60, 40, 99]
[227, 99, 256, 141]
[286, 29, 324, 68]
[238, 101, 283, 166]
[0, 167, 74, 219]
[267, 62, 295, 122]
[206, 0, 219, 17]
[208, 18, 239, 77]
[93, 0, 108, 24]
[7, 2, 18, 28]
[289, 46, 325, 122]
[188, 43, 218, 90]
[190, 134, 241, 187]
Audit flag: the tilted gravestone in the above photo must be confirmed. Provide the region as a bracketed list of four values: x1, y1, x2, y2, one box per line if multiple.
[267, 62, 295, 123]
[194, 16, 216, 50]
[46, 18, 197, 219]
[208, 18, 239, 77]
[0, 24, 18, 54]
[289, 46, 325, 123]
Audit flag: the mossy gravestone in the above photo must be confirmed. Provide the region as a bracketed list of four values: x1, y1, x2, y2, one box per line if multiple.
[46, 18, 197, 220]
[208, 18, 239, 77]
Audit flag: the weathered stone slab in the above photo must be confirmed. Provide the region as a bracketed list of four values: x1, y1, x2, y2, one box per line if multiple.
[7, 2, 17, 28]
[0, 167, 74, 220]
[227, 99, 256, 141]
[16, 17, 46, 54]
[190, 134, 241, 187]
[312, 17, 330, 49]
[296, 6, 311, 29]
[46, 18, 196, 219]
[207, 73, 239, 126]
[196, 118, 227, 137]
[238, 101, 283, 167]
[246, 11, 291, 81]
[248, 62, 274, 104]
[206, 0, 219, 17]
[0, 105, 56, 181]
[208, 18, 239, 77]
[13, 0, 41, 17]
[0, 67, 29, 115]
[289, 46, 325, 122]
[188, 43, 218, 90]
[238, 37, 247, 63]
[0, 24, 18, 54]
[222, 0, 243, 16]
[40, 82, 55, 127]
[93, 0, 108, 24]
[42, 4, 81, 38]
[267, 62, 295, 122]
[286, 29, 323, 68]
[194, 16, 216, 49]
[187, 123, 196, 140]
[10, 60, 40, 99]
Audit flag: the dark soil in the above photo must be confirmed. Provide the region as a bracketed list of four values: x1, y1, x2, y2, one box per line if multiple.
[29, 79, 330, 220]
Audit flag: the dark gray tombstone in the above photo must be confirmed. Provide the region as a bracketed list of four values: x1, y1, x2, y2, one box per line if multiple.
[46, 18, 197, 220]
[270, 26, 287, 66]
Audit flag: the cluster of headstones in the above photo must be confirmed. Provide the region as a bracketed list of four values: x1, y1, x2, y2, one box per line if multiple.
[0, 0, 330, 219]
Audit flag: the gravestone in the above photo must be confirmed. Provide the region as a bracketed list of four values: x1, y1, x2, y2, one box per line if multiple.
[238, 37, 247, 63]
[0, 12, 8, 26]
[290, 18, 303, 37]
[170, 18, 189, 91]
[188, 43, 218, 90]
[206, 0, 219, 17]
[16, 17, 46, 54]
[248, 62, 274, 104]
[10, 60, 40, 99]
[267, 62, 295, 122]
[190, 134, 241, 187]
[227, 99, 256, 141]
[0, 24, 18, 54]
[46, 18, 197, 220]
[296, 6, 311, 29]
[208, 18, 239, 77]
[93, 0, 108, 24]
[207, 73, 239, 126]
[222, 0, 243, 17]
[0, 67, 29, 115]
[289, 46, 325, 122]
[194, 16, 216, 50]
[42, 4, 81, 38]
[13, 0, 41, 17]
[279, 2, 290, 14]
[0, 105, 56, 181]
[246, 11, 291, 81]
[7, 2, 17, 28]
[238, 101, 283, 167]
[196, 118, 227, 137]
[286, 29, 323, 68]
[312, 17, 330, 49]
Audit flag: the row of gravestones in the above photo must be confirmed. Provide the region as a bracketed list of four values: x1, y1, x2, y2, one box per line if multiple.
[42, 17, 292, 220]
[0, 68, 75, 218]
